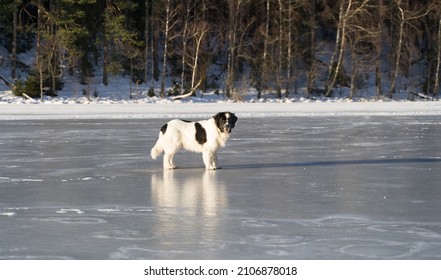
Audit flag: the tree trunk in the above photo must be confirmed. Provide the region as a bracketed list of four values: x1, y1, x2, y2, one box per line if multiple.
[226, 24, 234, 98]
[152, 29, 159, 82]
[190, 37, 200, 92]
[12, 3, 17, 80]
[37, 0, 44, 100]
[160, 0, 172, 98]
[102, 39, 108, 86]
[375, 0, 384, 98]
[307, 0, 316, 98]
[226, 0, 238, 98]
[285, 1, 292, 97]
[434, 17, 441, 97]
[174, 22, 209, 100]
[181, 2, 190, 94]
[388, 0, 404, 99]
[276, 0, 283, 99]
[325, 0, 350, 98]
[144, 0, 150, 86]
[130, 58, 133, 99]
[349, 44, 356, 99]
[258, 0, 270, 99]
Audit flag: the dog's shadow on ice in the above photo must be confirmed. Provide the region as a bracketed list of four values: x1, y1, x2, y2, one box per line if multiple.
[221, 157, 441, 170]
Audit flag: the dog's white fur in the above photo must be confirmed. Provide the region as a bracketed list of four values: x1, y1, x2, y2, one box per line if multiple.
[151, 112, 237, 170]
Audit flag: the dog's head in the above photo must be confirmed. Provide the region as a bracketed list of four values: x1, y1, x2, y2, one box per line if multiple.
[214, 112, 238, 133]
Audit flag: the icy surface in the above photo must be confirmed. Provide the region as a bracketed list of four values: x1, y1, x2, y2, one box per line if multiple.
[1, 116, 441, 259]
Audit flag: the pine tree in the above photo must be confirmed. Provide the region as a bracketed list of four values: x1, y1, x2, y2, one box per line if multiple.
[102, 0, 143, 97]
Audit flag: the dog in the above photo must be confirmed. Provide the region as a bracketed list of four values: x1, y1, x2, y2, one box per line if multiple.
[151, 112, 238, 170]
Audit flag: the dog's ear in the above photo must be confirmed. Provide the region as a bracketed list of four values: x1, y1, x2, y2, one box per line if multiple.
[213, 112, 223, 128]
[231, 113, 238, 124]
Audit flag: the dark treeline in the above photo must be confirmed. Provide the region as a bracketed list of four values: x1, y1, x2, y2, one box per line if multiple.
[0, 0, 440, 100]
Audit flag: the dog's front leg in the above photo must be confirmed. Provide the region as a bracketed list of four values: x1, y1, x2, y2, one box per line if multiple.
[202, 150, 218, 170]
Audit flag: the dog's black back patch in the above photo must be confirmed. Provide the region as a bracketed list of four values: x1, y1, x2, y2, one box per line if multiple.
[160, 124, 168, 134]
[195, 123, 207, 145]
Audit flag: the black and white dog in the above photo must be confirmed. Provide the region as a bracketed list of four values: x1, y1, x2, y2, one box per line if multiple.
[151, 112, 238, 170]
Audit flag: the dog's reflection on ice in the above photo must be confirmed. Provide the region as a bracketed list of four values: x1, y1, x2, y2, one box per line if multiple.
[151, 170, 228, 217]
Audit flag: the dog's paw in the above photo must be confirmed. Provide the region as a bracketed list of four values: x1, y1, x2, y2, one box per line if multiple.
[164, 166, 179, 170]
[206, 166, 220, 170]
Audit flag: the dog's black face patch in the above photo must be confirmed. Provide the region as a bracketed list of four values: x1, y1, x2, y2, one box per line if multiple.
[214, 112, 238, 133]
[195, 122, 207, 145]
[160, 123, 168, 134]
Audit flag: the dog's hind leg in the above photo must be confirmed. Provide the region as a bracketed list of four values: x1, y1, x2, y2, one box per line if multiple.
[163, 152, 178, 169]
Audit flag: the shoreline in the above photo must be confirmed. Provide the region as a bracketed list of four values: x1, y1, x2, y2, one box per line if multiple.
[1, 101, 441, 120]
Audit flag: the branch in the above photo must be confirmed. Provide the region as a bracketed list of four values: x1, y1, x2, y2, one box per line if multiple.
[172, 79, 203, 100]
[0, 74, 14, 89]
[172, 89, 194, 100]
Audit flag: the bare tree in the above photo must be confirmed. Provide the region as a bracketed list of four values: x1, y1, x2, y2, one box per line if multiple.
[388, 0, 405, 98]
[174, 21, 210, 100]
[160, 0, 179, 97]
[276, 0, 284, 98]
[324, 0, 347, 98]
[257, 0, 271, 99]
[375, 0, 385, 98]
[346, 1, 377, 99]
[388, 0, 432, 98]
[347, 29, 375, 99]
[144, 0, 151, 86]
[306, 0, 316, 98]
[180, 0, 192, 94]
[226, 0, 246, 98]
[433, 4, 441, 97]
[280, 0, 304, 97]
[225, 0, 256, 99]
[325, 0, 369, 97]
[285, 0, 293, 97]
[11, 1, 18, 80]
[36, 0, 44, 100]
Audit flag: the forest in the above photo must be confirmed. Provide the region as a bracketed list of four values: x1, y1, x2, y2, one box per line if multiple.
[0, 0, 440, 100]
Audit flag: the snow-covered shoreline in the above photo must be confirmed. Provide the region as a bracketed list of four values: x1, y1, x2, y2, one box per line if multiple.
[1, 100, 441, 120]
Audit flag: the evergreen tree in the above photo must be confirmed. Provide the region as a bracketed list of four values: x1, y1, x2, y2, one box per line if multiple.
[102, 0, 143, 97]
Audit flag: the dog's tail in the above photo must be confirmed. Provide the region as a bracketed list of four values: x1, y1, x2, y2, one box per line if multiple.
[151, 126, 166, 159]
[150, 139, 163, 160]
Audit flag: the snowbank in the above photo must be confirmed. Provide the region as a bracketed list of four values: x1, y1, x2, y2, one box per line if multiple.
[1, 97, 441, 120]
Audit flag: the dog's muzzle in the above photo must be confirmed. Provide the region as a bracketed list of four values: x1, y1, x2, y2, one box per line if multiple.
[224, 123, 234, 133]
